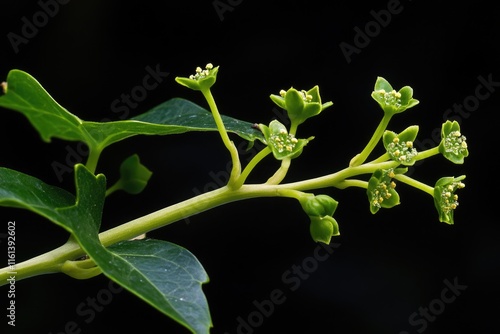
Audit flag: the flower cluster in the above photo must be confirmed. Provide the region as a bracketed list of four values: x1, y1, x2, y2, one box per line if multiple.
[375, 89, 402, 108]
[371, 77, 419, 115]
[367, 168, 403, 213]
[439, 120, 469, 164]
[269, 127, 299, 154]
[175, 63, 219, 91]
[270, 86, 333, 129]
[386, 136, 418, 164]
[433, 175, 466, 224]
[189, 63, 214, 80]
[259, 120, 311, 160]
[383, 125, 419, 166]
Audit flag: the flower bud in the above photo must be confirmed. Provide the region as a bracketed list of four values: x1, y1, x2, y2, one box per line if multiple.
[309, 215, 339, 244]
[302, 194, 338, 217]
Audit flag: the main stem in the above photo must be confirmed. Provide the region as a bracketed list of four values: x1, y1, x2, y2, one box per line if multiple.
[0, 160, 398, 284]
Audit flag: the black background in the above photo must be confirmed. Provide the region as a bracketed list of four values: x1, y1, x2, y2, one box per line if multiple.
[1, 1, 499, 333]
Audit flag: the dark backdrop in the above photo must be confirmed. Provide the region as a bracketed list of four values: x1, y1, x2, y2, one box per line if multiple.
[1, 1, 499, 333]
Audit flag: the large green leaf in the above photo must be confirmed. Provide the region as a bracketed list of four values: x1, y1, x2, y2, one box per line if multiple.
[0, 69, 264, 153]
[108, 239, 211, 333]
[0, 165, 212, 333]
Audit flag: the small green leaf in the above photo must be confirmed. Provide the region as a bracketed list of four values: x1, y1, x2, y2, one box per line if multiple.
[383, 126, 419, 166]
[438, 120, 469, 164]
[107, 154, 153, 195]
[119, 154, 152, 194]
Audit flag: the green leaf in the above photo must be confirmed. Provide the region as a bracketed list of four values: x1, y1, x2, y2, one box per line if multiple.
[107, 239, 211, 334]
[0, 69, 84, 143]
[0, 167, 75, 218]
[0, 70, 264, 156]
[131, 97, 264, 143]
[107, 154, 153, 195]
[0, 165, 211, 333]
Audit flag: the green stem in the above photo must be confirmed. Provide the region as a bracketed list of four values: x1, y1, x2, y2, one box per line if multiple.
[350, 114, 392, 167]
[105, 180, 122, 197]
[266, 158, 291, 185]
[233, 146, 272, 188]
[289, 122, 299, 136]
[415, 146, 440, 161]
[85, 146, 102, 174]
[394, 174, 434, 196]
[0, 159, 399, 285]
[368, 152, 390, 164]
[201, 88, 241, 189]
[335, 179, 369, 189]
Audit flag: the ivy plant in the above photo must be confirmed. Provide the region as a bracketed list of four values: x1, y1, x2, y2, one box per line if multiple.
[0, 65, 468, 333]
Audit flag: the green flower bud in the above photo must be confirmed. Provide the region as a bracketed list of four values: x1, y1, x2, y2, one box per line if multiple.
[383, 125, 419, 166]
[270, 86, 333, 128]
[175, 63, 218, 91]
[371, 77, 419, 116]
[259, 120, 312, 160]
[302, 194, 338, 217]
[309, 215, 340, 244]
[433, 175, 466, 225]
[438, 120, 469, 164]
